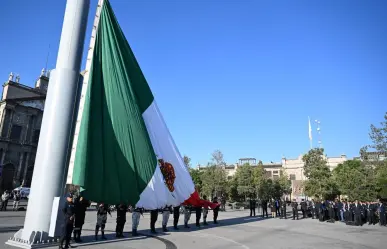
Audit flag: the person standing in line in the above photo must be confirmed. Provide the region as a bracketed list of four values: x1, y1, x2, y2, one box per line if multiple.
[150, 209, 159, 233]
[162, 205, 172, 232]
[275, 199, 281, 217]
[378, 199, 386, 226]
[131, 206, 143, 236]
[291, 200, 299, 220]
[202, 195, 209, 225]
[95, 203, 111, 240]
[249, 197, 256, 217]
[73, 195, 90, 242]
[195, 205, 202, 227]
[300, 199, 307, 219]
[183, 205, 192, 228]
[270, 200, 276, 218]
[280, 199, 287, 219]
[115, 202, 127, 238]
[213, 197, 220, 224]
[173, 205, 181, 230]
[353, 200, 363, 226]
[1, 191, 10, 211]
[59, 193, 75, 249]
[12, 191, 21, 211]
[261, 200, 268, 218]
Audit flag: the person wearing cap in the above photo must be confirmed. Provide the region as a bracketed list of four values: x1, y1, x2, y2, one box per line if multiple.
[95, 202, 111, 240]
[59, 193, 75, 249]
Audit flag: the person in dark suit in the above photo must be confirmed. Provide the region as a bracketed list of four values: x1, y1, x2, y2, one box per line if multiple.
[291, 200, 299, 220]
[249, 198, 256, 217]
[353, 200, 363, 226]
[261, 200, 268, 218]
[300, 199, 307, 219]
[378, 200, 386, 226]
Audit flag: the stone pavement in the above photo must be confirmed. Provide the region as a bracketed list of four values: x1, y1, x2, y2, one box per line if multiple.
[1, 209, 386, 249]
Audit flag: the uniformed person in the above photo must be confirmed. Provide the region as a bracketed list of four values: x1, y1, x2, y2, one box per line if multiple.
[195, 205, 202, 227]
[116, 202, 127, 238]
[132, 206, 143, 236]
[213, 197, 220, 224]
[328, 201, 335, 223]
[173, 206, 180, 230]
[280, 199, 287, 219]
[202, 195, 209, 225]
[73, 195, 90, 242]
[95, 203, 111, 240]
[300, 199, 307, 219]
[291, 200, 299, 220]
[249, 197, 256, 217]
[162, 205, 172, 232]
[183, 205, 192, 228]
[150, 209, 159, 233]
[59, 193, 75, 249]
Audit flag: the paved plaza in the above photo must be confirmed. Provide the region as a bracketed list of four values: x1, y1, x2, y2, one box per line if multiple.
[1, 208, 386, 249]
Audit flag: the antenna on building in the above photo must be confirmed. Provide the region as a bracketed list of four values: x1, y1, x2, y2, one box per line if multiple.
[314, 119, 322, 148]
[44, 44, 51, 76]
[15, 74, 20, 83]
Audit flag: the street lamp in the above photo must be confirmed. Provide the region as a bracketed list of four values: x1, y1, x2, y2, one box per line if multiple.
[314, 120, 322, 148]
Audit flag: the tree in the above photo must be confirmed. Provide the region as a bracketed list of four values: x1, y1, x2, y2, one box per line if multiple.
[333, 160, 377, 201]
[234, 164, 255, 200]
[302, 148, 339, 199]
[189, 168, 203, 192]
[200, 165, 228, 199]
[368, 113, 387, 153]
[211, 150, 226, 167]
[277, 169, 292, 196]
[183, 155, 191, 168]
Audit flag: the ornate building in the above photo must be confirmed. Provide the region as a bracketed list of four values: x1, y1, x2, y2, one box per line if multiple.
[0, 71, 48, 192]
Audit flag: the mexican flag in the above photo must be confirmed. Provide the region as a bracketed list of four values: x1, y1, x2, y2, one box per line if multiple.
[72, 0, 197, 209]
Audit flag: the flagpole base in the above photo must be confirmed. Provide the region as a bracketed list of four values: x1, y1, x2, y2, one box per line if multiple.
[5, 229, 59, 249]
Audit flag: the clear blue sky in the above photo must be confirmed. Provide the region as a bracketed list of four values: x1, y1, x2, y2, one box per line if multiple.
[0, 0, 386, 166]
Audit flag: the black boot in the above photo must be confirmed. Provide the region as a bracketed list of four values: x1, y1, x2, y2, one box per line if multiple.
[174, 224, 179, 230]
[95, 226, 99, 240]
[132, 229, 138, 236]
[162, 225, 168, 232]
[101, 231, 107, 240]
[184, 222, 190, 228]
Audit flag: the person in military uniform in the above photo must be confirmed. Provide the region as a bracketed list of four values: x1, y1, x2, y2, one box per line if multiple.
[150, 209, 159, 233]
[162, 205, 172, 232]
[291, 200, 298, 220]
[300, 199, 307, 219]
[183, 204, 192, 228]
[95, 203, 111, 240]
[280, 199, 287, 219]
[73, 195, 90, 242]
[195, 205, 202, 227]
[202, 195, 209, 225]
[327, 201, 335, 223]
[213, 197, 220, 224]
[249, 197, 256, 217]
[116, 202, 127, 238]
[132, 206, 143, 236]
[173, 205, 180, 230]
[60, 193, 75, 249]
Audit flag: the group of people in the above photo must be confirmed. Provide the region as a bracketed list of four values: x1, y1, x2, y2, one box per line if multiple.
[249, 197, 387, 227]
[1, 190, 21, 211]
[60, 193, 220, 249]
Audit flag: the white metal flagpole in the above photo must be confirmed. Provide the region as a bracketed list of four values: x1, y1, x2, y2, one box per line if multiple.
[308, 116, 313, 150]
[6, 0, 90, 247]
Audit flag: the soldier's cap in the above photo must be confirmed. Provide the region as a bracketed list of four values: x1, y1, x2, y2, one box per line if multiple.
[66, 193, 73, 198]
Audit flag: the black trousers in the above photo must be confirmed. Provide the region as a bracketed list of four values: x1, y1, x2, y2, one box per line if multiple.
[250, 208, 255, 216]
[214, 209, 219, 222]
[195, 207, 202, 226]
[73, 220, 84, 240]
[354, 214, 362, 226]
[116, 220, 126, 235]
[380, 213, 386, 226]
[292, 209, 298, 220]
[276, 207, 281, 217]
[173, 206, 180, 227]
[60, 223, 73, 247]
[150, 210, 158, 231]
[281, 207, 287, 219]
[0, 201, 8, 211]
[262, 207, 268, 217]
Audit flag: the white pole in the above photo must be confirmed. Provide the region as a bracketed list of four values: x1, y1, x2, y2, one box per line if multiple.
[14, 0, 90, 244]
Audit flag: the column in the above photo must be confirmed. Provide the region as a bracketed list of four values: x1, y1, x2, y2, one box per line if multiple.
[0, 149, 6, 165]
[22, 152, 30, 186]
[15, 152, 25, 184]
[6, 109, 14, 138]
[0, 108, 6, 136]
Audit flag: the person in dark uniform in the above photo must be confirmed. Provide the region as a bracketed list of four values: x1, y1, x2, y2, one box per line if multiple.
[291, 200, 298, 220]
[378, 200, 386, 226]
[368, 201, 375, 225]
[116, 202, 127, 238]
[60, 193, 75, 249]
[249, 198, 256, 217]
[280, 199, 287, 219]
[213, 197, 220, 224]
[73, 195, 90, 242]
[353, 200, 363, 226]
[327, 201, 335, 223]
[195, 205, 202, 227]
[261, 200, 268, 218]
[300, 199, 307, 219]
[95, 203, 111, 240]
[150, 209, 159, 233]
[173, 206, 181, 230]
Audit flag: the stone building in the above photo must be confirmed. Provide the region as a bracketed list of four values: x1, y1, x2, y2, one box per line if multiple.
[0, 71, 48, 192]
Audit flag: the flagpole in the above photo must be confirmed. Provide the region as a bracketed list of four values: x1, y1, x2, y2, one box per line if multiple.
[7, 0, 90, 247]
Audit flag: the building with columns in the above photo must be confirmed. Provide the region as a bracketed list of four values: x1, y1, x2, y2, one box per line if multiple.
[0, 71, 48, 192]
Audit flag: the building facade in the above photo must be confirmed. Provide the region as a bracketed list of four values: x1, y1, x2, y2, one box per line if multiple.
[0, 71, 47, 192]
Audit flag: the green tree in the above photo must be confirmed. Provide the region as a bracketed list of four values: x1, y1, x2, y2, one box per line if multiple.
[333, 160, 377, 201]
[201, 165, 228, 199]
[276, 169, 292, 196]
[183, 155, 191, 168]
[235, 164, 255, 200]
[189, 168, 203, 192]
[302, 148, 339, 199]
[211, 150, 226, 167]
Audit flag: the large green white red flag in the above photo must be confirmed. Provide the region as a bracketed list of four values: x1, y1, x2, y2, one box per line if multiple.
[70, 0, 197, 209]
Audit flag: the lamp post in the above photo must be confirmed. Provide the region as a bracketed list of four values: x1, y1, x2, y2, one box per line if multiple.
[315, 120, 322, 148]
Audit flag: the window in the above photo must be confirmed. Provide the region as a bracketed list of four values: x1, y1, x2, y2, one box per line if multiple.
[273, 170, 279, 174]
[32, 129, 40, 143]
[10, 125, 22, 141]
[273, 175, 279, 180]
[290, 174, 296, 180]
